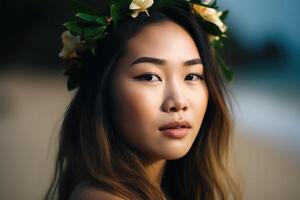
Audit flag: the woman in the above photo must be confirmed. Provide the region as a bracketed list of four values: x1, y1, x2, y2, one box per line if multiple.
[45, 1, 243, 199]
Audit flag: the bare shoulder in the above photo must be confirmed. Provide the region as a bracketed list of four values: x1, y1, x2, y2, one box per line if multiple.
[69, 181, 125, 200]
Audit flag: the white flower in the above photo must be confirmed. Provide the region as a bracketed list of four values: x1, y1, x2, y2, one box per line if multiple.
[129, 0, 154, 18]
[58, 31, 81, 59]
[192, 1, 227, 33]
[202, 0, 213, 4]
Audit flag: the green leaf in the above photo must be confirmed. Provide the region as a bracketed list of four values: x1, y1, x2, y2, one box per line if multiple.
[75, 12, 98, 22]
[84, 38, 98, 52]
[110, 3, 118, 28]
[211, 0, 218, 8]
[70, 0, 100, 15]
[201, 20, 223, 36]
[83, 26, 107, 40]
[211, 39, 224, 48]
[220, 10, 229, 21]
[67, 75, 79, 91]
[91, 47, 96, 55]
[63, 21, 83, 35]
[63, 66, 81, 91]
[96, 17, 108, 25]
[222, 64, 234, 82]
[216, 55, 234, 82]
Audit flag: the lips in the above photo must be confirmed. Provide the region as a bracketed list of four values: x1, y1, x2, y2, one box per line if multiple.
[159, 120, 192, 131]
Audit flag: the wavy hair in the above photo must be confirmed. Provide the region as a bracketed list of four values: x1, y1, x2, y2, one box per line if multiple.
[45, 6, 243, 200]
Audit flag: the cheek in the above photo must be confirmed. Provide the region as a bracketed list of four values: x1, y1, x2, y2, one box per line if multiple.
[111, 80, 160, 137]
[196, 88, 209, 113]
[189, 85, 209, 129]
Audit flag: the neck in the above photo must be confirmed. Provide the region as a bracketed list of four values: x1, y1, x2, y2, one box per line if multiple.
[144, 159, 167, 187]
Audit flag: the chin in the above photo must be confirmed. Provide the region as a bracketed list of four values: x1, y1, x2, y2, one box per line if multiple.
[159, 148, 191, 160]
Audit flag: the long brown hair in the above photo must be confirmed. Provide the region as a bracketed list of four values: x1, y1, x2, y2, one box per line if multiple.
[45, 6, 243, 200]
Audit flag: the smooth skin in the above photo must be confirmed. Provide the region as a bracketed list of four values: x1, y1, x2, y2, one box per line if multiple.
[70, 20, 209, 200]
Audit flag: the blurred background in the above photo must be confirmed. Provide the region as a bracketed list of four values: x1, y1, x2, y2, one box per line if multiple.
[0, 0, 299, 199]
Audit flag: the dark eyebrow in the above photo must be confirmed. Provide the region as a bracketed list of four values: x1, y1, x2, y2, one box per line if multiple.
[129, 56, 202, 67]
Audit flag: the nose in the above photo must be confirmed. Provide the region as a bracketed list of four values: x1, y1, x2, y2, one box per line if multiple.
[162, 85, 188, 113]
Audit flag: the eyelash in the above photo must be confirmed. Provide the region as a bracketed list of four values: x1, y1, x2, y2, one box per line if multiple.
[134, 73, 204, 82]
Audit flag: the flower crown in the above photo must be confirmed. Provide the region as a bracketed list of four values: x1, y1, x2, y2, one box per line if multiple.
[59, 0, 233, 91]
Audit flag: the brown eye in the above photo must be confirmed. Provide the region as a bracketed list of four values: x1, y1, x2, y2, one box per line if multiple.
[185, 74, 204, 81]
[134, 73, 161, 82]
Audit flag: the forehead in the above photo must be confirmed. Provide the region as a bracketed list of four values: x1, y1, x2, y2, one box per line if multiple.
[125, 21, 200, 59]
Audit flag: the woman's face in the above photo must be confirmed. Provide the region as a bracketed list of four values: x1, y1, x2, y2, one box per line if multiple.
[110, 21, 209, 162]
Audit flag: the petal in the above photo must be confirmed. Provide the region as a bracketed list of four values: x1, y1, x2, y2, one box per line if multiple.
[203, 0, 213, 5]
[129, 2, 140, 9]
[131, 10, 140, 18]
[214, 18, 227, 32]
[221, 24, 227, 32]
[58, 50, 67, 58]
[69, 51, 79, 58]
[145, 9, 150, 16]
[216, 11, 223, 18]
[203, 7, 217, 15]
[61, 31, 71, 39]
[144, 0, 154, 8]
